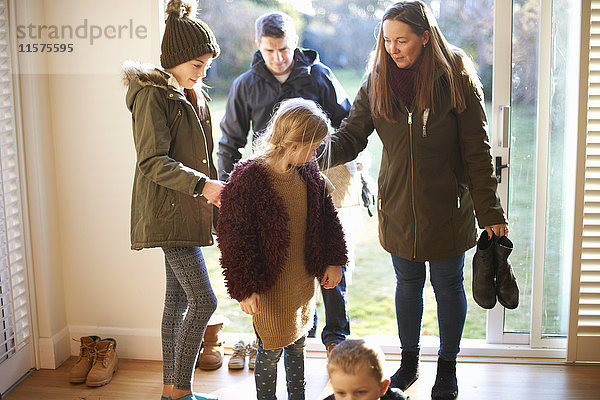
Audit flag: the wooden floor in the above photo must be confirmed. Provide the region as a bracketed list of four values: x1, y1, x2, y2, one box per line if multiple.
[4, 353, 600, 399]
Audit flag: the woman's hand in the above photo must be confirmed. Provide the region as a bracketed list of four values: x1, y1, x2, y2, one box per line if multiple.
[201, 179, 226, 208]
[485, 224, 509, 238]
[321, 265, 343, 289]
[240, 293, 260, 315]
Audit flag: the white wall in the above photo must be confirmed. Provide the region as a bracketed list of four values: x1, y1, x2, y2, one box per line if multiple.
[14, 0, 170, 365]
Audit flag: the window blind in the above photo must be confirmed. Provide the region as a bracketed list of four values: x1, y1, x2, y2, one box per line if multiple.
[578, 0, 600, 361]
[0, 0, 31, 365]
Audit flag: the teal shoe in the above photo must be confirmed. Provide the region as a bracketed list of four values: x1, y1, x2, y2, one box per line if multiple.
[171, 393, 217, 400]
[194, 394, 218, 400]
[160, 396, 171, 400]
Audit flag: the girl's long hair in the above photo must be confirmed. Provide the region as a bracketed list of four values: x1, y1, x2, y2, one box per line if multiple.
[369, 0, 481, 122]
[254, 98, 331, 172]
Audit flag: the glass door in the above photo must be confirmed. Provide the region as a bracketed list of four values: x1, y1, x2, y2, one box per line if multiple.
[488, 0, 580, 349]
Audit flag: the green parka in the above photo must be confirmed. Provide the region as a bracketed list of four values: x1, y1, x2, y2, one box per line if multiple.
[123, 61, 217, 250]
[329, 74, 506, 261]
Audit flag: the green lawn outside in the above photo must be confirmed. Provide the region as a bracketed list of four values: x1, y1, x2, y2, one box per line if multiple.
[202, 68, 539, 340]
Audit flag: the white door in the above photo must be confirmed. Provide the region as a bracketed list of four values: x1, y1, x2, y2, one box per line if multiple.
[487, 0, 580, 350]
[429, 0, 578, 353]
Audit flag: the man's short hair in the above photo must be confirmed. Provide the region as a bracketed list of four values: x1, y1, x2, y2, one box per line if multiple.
[255, 12, 297, 41]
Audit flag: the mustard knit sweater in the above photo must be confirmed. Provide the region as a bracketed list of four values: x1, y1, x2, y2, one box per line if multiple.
[253, 164, 317, 350]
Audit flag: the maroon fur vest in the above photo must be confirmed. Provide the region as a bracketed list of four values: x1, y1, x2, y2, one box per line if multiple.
[216, 159, 348, 301]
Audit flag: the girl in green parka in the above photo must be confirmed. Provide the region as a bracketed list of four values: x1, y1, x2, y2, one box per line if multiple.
[123, 1, 224, 399]
[321, 2, 509, 400]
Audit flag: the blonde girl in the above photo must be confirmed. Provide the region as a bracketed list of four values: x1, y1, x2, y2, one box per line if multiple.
[217, 98, 348, 400]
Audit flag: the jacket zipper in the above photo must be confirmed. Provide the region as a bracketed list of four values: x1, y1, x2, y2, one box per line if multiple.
[168, 109, 181, 130]
[422, 108, 429, 137]
[406, 106, 417, 259]
[171, 92, 213, 241]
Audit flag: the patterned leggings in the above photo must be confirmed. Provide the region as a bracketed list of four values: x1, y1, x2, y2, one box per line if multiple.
[161, 247, 217, 390]
[254, 335, 306, 400]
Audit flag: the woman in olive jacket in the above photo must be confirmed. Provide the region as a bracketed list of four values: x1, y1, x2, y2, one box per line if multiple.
[322, 2, 508, 400]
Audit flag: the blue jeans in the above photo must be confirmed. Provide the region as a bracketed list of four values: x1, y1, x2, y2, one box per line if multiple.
[307, 267, 350, 347]
[254, 336, 305, 400]
[391, 253, 466, 361]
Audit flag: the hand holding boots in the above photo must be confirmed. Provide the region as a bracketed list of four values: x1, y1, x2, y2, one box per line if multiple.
[472, 231, 519, 310]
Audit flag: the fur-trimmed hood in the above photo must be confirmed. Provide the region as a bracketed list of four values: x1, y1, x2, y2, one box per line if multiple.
[122, 60, 211, 112]
[122, 60, 169, 89]
[122, 61, 170, 112]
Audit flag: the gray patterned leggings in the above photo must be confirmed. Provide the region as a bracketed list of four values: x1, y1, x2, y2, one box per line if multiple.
[161, 247, 217, 390]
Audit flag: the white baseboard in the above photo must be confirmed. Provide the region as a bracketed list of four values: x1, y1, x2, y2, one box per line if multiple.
[38, 325, 71, 369]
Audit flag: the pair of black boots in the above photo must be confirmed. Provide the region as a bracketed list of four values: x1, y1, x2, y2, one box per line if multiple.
[390, 351, 457, 400]
[472, 231, 519, 309]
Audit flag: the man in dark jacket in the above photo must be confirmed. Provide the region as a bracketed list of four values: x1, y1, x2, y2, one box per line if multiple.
[217, 11, 353, 353]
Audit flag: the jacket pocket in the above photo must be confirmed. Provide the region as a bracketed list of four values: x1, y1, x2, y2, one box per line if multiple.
[154, 187, 175, 219]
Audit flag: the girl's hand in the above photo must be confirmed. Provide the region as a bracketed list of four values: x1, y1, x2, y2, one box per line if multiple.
[240, 293, 260, 315]
[201, 179, 226, 208]
[321, 266, 343, 289]
[484, 224, 509, 238]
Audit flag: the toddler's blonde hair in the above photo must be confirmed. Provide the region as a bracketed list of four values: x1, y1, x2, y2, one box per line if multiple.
[255, 98, 331, 172]
[327, 338, 385, 382]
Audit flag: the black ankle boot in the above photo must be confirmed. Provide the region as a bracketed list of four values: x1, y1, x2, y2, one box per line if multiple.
[431, 357, 458, 400]
[472, 230, 497, 309]
[390, 350, 419, 390]
[495, 235, 519, 309]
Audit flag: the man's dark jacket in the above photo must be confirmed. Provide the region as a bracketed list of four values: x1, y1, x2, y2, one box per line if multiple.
[217, 48, 351, 180]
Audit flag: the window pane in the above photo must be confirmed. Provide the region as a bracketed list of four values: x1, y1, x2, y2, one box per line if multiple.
[542, 0, 580, 337]
[504, 0, 540, 333]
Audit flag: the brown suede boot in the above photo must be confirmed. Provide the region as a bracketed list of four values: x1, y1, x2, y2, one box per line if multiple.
[197, 323, 224, 370]
[69, 335, 101, 383]
[86, 338, 118, 387]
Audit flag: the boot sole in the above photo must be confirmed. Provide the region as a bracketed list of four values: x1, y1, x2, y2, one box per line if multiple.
[198, 361, 223, 370]
[228, 364, 245, 370]
[69, 377, 87, 384]
[391, 374, 418, 391]
[86, 365, 118, 387]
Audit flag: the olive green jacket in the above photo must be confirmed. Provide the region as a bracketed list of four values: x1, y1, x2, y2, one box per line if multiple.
[123, 61, 217, 249]
[328, 74, 506, 261]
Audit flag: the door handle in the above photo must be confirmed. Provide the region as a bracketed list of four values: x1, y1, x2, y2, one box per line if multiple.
[499, 105, 510, 148]
[495, 156, 509, 183]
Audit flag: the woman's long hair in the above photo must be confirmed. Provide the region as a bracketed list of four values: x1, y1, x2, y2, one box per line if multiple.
[369, 0, 481, 122]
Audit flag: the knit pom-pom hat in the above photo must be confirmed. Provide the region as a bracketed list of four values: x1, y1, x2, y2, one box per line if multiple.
[160, 0, 220, 69]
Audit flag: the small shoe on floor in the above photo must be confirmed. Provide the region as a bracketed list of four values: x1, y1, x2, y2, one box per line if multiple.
[160, 396, 170, 400]
[197, 323, 224, 370]
[228, 340, 246, 370]
[86, 338, 118, 387]
[246, 340, 257, 369]
[69, 335, 101, 383]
